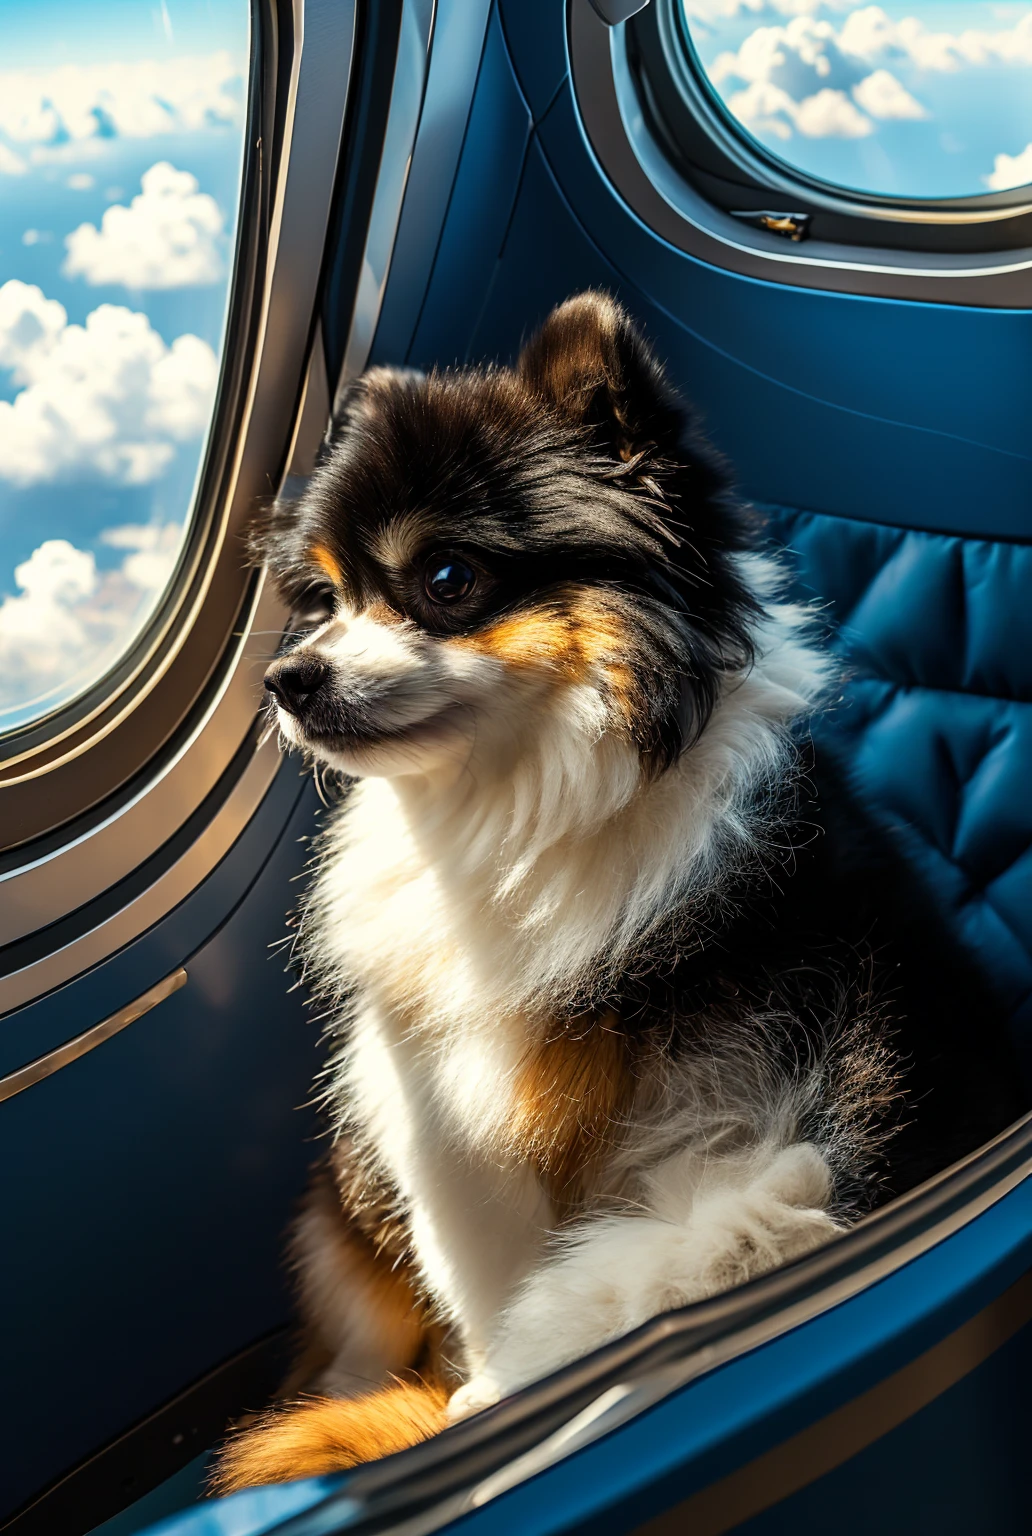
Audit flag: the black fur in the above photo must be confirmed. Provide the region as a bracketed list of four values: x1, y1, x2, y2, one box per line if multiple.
[612, 741, 1023, 1208]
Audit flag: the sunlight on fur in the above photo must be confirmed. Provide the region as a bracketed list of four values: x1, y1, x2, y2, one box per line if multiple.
[215, 291, 1020, 1489]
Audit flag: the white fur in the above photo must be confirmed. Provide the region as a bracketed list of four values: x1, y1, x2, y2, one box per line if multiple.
[448, 1144, 841, 1420]
[345, 1000, 554, 1366]
[279, 552, 842, 1411]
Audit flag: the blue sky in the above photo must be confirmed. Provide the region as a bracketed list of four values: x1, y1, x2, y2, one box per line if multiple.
[683, 1, 1032, 197]
[0, 0, 248, 730]
[0, 0, 244, 68]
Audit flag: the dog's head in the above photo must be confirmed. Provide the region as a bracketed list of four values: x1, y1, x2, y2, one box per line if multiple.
[258, 293, 761, 783]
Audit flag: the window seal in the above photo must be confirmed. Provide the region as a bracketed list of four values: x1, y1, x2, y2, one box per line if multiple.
[327, 0, 495, 400]
[568, 0, 1032, 305]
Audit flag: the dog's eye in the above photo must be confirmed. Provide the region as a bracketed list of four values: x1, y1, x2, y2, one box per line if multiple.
[424, 556, 476, 604]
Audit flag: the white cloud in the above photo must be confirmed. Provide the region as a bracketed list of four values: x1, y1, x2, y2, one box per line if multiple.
[0, 525, 181, 718]
[101, 521, 182, 590]
[0, 143, 27, 175]
[795, 85, 873, 135]
[837, 7, 965, 69]
[851, 67, 927, 119]
[836, 6, 1032, 71]
[985, 140, 1032, 189]
[0, 279, 218, 486]
[67, 171, 95, 190]
[0, 51, 243, 149]
[728, 76, 873, 139]
[63, 162, 226, 290]
[699, 4, 1032, 75]
[725, 80, 800, 139]
[712, 17, 863, 97]
[686, 0, 821, 17]
[21, 229, 52, 246]
[685, 0, 857, 19]
[711, 7, 1032, 143]
[0, 280, 66, 367]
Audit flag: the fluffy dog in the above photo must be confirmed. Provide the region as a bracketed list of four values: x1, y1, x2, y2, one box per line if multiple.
[214, 293, 1020, 1489]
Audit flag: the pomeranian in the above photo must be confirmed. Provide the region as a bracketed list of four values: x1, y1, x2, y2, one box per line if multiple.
[214, 292, 1019, 1489]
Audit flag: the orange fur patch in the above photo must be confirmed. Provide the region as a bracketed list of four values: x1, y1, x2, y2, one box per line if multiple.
[285, 1168, 429, 1397]
[323, 1139, 455, 1385]
[310, 543, 343, 587]
[211, 1381, 449, 1492]
[508, 1010, 638, 1211]
[459, 589, 633, 700]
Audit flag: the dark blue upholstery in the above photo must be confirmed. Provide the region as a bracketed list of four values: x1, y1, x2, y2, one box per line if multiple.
[765, 506, 1032, 1073]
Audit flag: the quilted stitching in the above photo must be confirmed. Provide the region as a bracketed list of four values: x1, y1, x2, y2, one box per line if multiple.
[761, 504, 1032, 1057]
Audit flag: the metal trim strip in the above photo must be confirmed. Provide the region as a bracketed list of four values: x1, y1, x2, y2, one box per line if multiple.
[0, 735, 285, 1017]
[637, 1271, 1032, 1535]
[335, 0, 436, 399]
[0, 575, 279, 950]
[0, 968, 187, 1104]
[367, 0, 494, 369]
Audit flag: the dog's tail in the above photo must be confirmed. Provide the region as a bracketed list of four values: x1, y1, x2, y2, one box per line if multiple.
[211, 1379, 449, 1492]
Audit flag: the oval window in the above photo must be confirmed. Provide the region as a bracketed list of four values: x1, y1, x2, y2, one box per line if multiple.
[681, 1, 1032, 200]
[0, 0, 248, 736]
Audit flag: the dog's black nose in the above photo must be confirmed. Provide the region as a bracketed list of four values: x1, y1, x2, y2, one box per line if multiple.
[265, 655, 329, 715]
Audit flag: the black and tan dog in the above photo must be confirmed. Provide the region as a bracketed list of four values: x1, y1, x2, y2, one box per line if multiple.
[215, 293, 1019, 1489]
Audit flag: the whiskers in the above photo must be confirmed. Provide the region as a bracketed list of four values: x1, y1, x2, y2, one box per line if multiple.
[257, 700, 280, 751]
[312, 758, 336, 808]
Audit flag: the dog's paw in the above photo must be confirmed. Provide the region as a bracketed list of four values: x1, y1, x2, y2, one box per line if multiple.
[446, 1374, 502, 1423]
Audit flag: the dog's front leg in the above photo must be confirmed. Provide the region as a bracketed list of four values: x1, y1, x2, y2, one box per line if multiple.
[345, 999, 558, 1374]
[447, 1142, 843, 1420]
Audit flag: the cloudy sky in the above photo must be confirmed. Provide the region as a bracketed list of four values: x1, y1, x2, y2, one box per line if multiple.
[2, 3, 1028, 737]
[682, 1, 1032, 197]
[0, 0, 247, 731]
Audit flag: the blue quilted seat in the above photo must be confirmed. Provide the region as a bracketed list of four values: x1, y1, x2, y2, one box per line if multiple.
[765, 505, 1032, 1073]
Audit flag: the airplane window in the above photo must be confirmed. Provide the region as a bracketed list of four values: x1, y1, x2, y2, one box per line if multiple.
[678, 0, 1032, 199]
[0, 0, 248, 737]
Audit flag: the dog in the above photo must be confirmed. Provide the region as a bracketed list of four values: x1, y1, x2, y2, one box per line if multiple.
[213, 292, 1021, 1489]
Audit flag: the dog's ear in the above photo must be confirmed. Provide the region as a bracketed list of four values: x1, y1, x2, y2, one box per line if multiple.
[517, 292, 682, 462]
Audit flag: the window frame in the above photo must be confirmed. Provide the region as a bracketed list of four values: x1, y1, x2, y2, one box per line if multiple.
[0, 0, 357, 994]
[569, 0, 1032, 306]
[632, 0, 1032, 256]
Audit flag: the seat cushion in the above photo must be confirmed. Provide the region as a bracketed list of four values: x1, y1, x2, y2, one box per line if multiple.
[763, 504, 1032, 1075]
